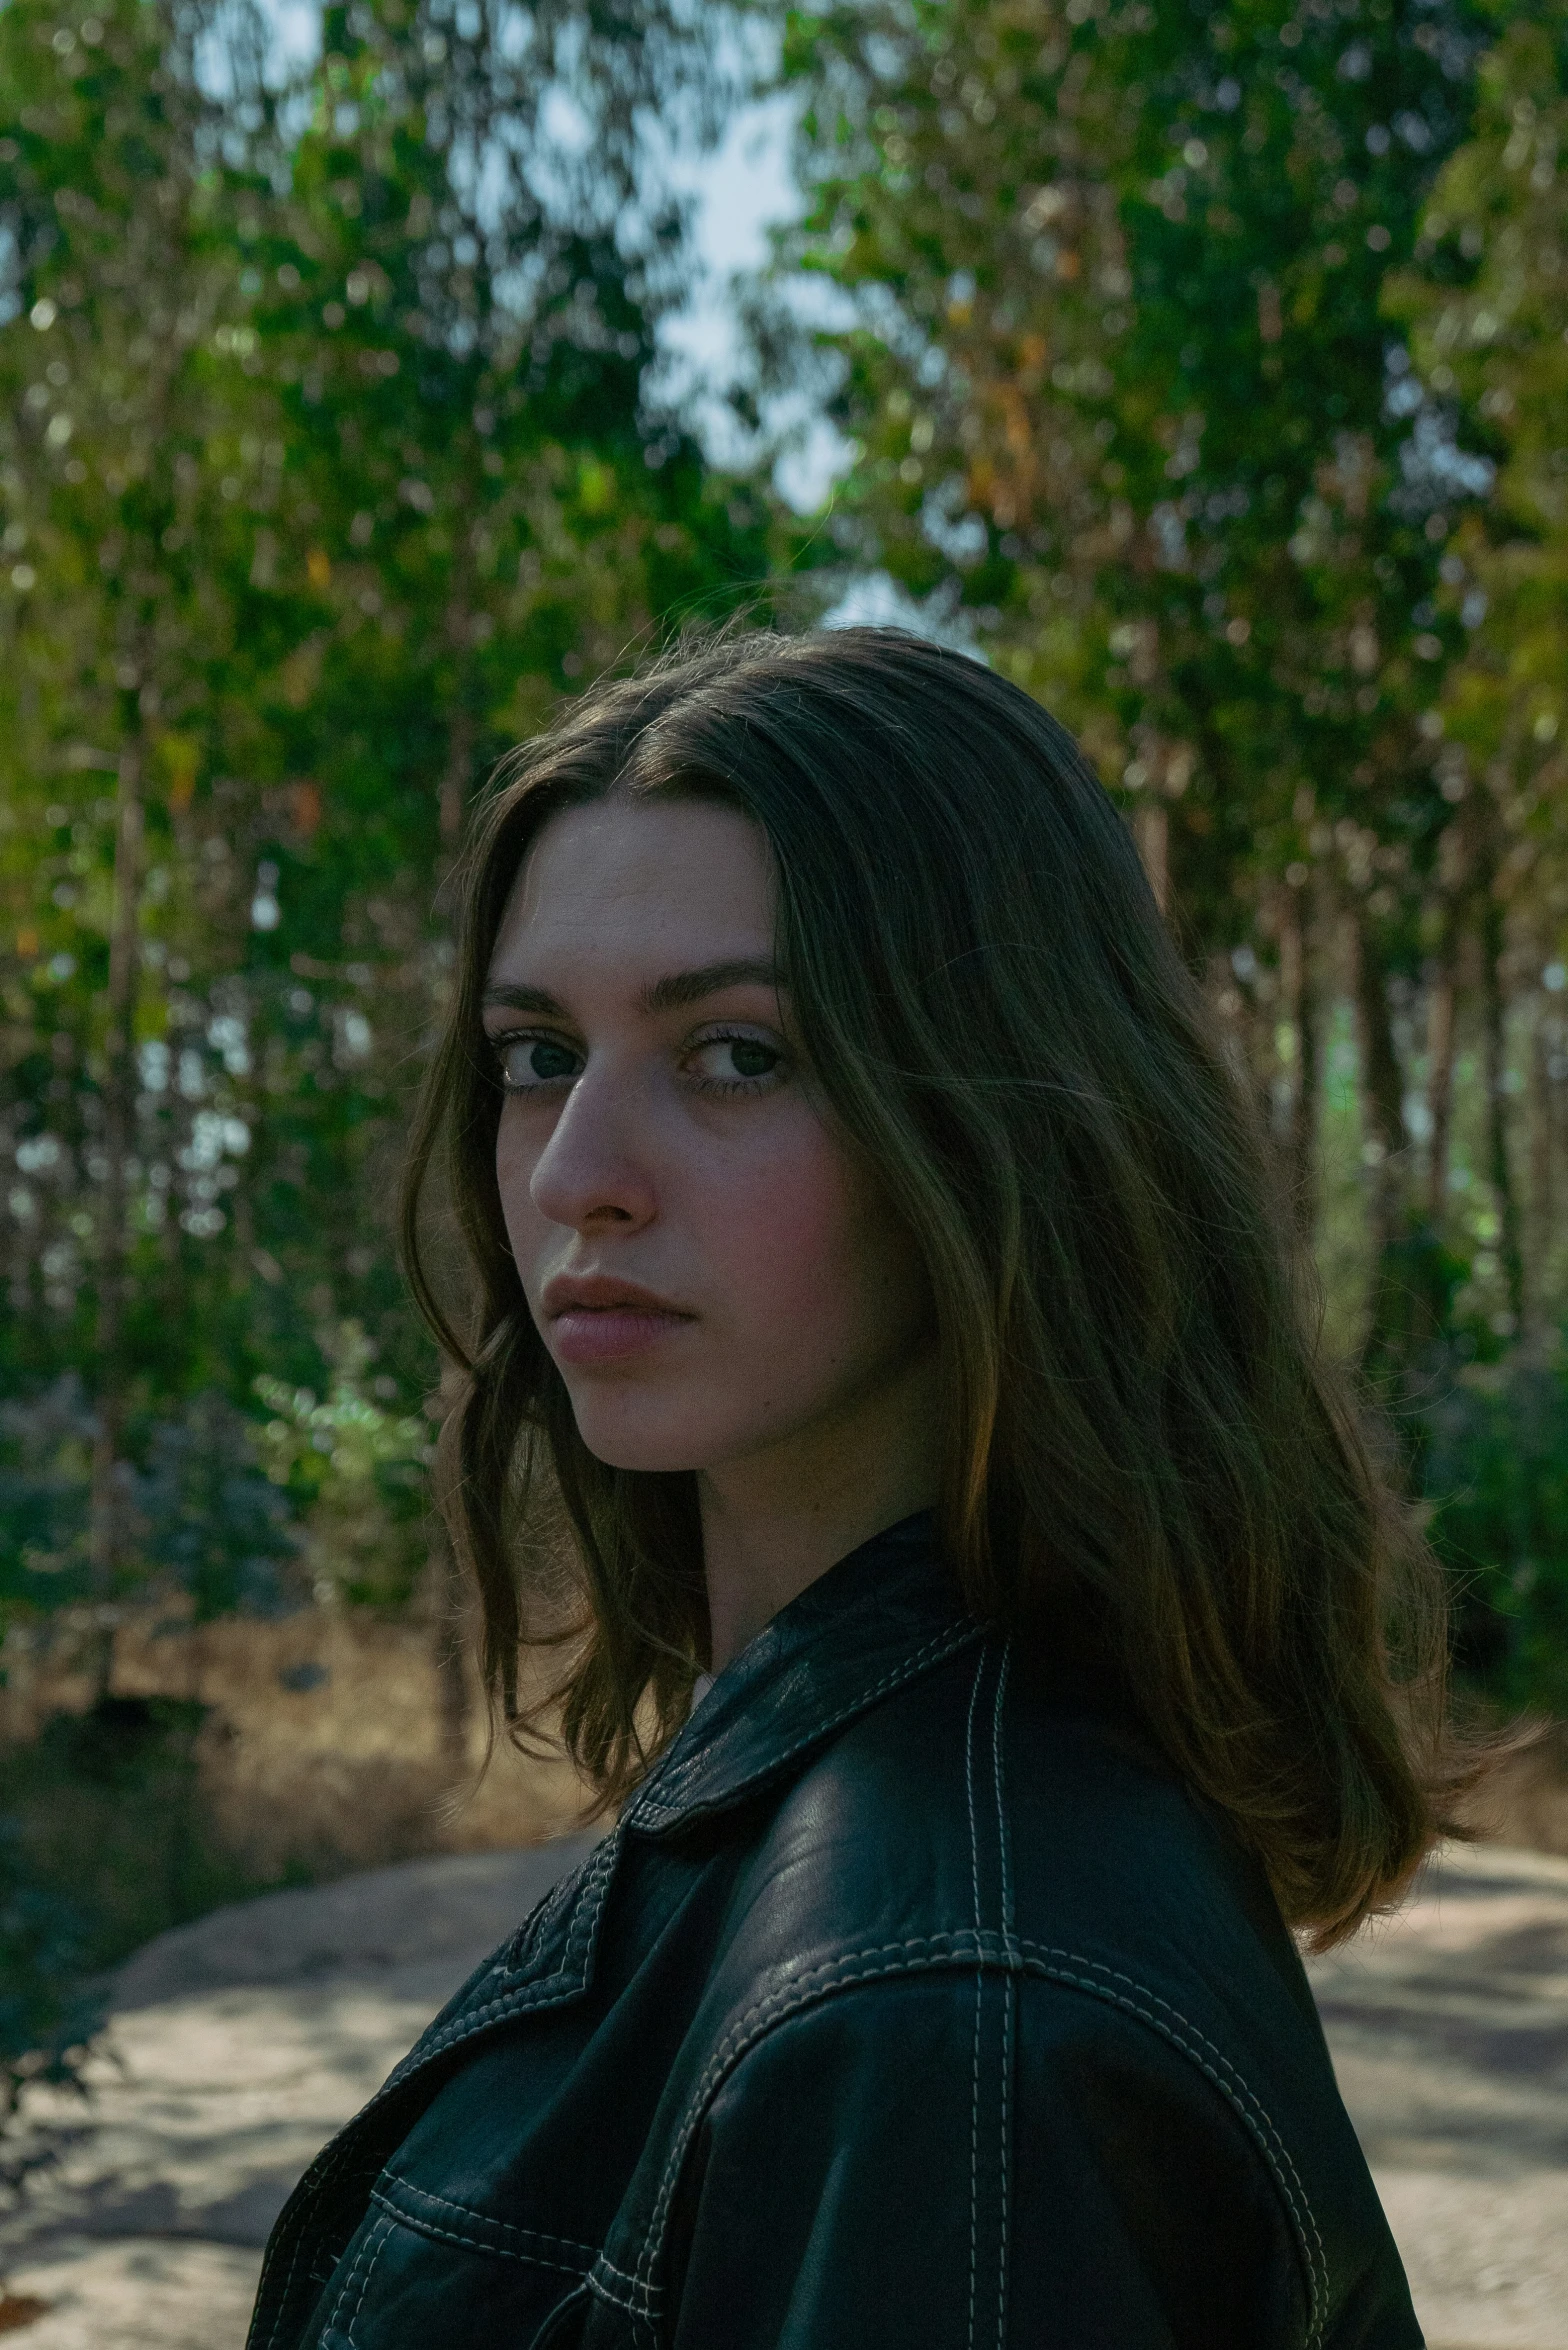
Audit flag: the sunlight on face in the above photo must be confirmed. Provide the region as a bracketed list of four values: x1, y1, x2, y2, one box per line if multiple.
[483, 795, 935, 1478]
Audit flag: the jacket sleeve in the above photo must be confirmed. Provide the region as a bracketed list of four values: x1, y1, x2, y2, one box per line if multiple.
[661, 1967, 1315, 2350]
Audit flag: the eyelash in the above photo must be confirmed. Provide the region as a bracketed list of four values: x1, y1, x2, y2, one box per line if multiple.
[489, 1025, 788, 1100]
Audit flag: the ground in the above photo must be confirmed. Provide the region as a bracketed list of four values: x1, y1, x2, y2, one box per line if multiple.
[0, 1838, 1563, 2349]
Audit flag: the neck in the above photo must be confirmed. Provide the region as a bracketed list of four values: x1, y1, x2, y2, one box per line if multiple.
[697, 1347, 942, 1672]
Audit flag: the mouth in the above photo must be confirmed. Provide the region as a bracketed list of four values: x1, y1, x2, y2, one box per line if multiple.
[547, 1300, 695, 1368]
[542, 1278, 696, 1368]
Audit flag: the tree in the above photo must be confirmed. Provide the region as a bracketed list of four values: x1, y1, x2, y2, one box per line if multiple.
[1395, 5, 1568, 1333]
[0, 0, 769, 1649]
[772, 0, 1491, 1370]
[203, 0, 772, 1494]
[0, 0, 272, 1653]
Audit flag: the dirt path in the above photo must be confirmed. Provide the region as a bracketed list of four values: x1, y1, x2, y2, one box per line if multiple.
[0, 1842, 598, 2350]
[1308, 1843, 1568, 2350]
[1, 1838, 1563, 2348]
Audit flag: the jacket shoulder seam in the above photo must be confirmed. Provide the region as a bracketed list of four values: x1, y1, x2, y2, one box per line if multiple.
[598, 1933, 1321, 2346]
[1012, 1938, 1325, 2337]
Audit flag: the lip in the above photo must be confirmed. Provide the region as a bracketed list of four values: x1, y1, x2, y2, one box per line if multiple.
[542, 1272, 690, 1319]
[542, 1272, 695, 1368]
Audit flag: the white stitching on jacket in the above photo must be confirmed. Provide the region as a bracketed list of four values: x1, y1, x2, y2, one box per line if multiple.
[259, 1624, 1326, 2350]
[251, 1840, 622, 2350]
[631, 1622, 983, 1821]
[257, 1626, 984, 2347]
[1012, 1938, 1327, 2338]
[587, 2256, 659, 2349]
[594, 2249, 644, 2292]
[614, 1932, 1324, 2344]
[262, 2155, 380, 2350]
[368, 2190, 593, 2279]
[319, 2217, 372, 2344]
[991, 1644, 1013, 1946]
[992, 1642, 1013, 2347]
[331, 2214, 390, 2349]
[377, 2172, 599, 2267]
[964, 1649, 986, 2350]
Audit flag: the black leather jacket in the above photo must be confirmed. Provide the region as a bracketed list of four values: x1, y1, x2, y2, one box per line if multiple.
[247, 1512, 1422, 2350]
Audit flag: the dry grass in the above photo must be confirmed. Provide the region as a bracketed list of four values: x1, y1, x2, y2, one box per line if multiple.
[0, 1605, 590, 1884]
[4, 1603, 1564, 1900]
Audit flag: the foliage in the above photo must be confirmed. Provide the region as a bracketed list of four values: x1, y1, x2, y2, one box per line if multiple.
[775, 0, 1486, 897]
[0, 1811, 104, 2127]
[1396, 9, 1568, 797]
[0, 0, 771, 1640]
[253, 1320, 430, 1607]
[0, 1374, 96, 1610]
[765, 0, 1568, 1706]
[0, 1375, 298, 1622]
[1, 1691, 309, 2137]
[2, 0, 1568, 1733]
[1416, 1340, 1568, 1712]
[0, 0, 754, 2128]
[137, 1390, 300, 1619]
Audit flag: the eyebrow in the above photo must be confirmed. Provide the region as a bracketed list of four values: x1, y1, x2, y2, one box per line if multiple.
[481, 958, 786, 1021]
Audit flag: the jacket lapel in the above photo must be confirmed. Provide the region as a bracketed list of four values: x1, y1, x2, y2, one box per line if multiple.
[626, 1512, 980, 1836]
[250, 1511, 978, 2350]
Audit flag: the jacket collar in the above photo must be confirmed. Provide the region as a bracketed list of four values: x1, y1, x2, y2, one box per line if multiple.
[341, 1513, 982, 2105]
[624, 1508, 983, 1837]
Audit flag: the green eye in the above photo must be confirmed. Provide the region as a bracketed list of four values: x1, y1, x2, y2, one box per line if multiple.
[689, 1032, 785, 1092]
[497, 1036, 579, 1089]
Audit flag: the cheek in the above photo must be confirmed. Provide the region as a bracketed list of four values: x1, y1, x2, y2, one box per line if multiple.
[704, 1119, 924, 1352]
[495, 1111, 541, 1268]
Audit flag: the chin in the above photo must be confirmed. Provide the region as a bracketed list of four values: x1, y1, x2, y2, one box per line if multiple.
[566, 1397, 711, 1476]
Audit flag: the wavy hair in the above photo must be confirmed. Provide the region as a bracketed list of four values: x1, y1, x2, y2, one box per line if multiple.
[401, 625, 1474, 1945]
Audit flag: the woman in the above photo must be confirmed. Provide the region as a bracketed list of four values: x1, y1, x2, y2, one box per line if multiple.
[249, 627, 1463, 2350]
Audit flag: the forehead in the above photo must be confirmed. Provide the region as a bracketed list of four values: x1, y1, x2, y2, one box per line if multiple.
[488, 796, 776, 978]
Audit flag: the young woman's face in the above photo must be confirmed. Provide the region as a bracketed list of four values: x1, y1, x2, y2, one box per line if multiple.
[483, 795, 936, 1477]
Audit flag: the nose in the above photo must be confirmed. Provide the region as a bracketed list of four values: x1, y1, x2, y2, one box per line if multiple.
[523, 1061, 658, 1234]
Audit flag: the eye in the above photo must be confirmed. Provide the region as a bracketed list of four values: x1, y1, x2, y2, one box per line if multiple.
[687, 1031, 786, 1093]
[492, 1033, 581, 1092]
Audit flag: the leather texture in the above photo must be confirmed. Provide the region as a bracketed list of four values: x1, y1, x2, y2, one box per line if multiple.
[246, 1511, 1424, 2350]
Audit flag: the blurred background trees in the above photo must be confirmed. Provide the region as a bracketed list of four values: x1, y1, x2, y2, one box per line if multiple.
[0, 0, 767, 1665]
[3, 0, 1568, 1735]
[770, 0, 1568, 1700]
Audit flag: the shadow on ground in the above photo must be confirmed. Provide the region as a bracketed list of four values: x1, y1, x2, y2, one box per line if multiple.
[0, 1838, 1563, 2349]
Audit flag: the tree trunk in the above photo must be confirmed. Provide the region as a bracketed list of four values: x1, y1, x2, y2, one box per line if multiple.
[439, 695, 475, 850]
[1134, 801, 1169, 914]
[1352, 911, 1408, 1264]
[1551, 1012, 1568, 1284]
[1480, 889, 1525, 1331]
[86, 741, 144, 1695]
[438, 516, 481, 848]
[1278, 884, 1320, 1236]
[1529, 1008, 1553, 1333]
[1353, 909, 1435, 1389]
[1426, 809, 1476, 1226]
[1425, 940, 1458, 1223]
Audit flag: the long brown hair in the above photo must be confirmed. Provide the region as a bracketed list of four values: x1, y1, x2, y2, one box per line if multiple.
[402, 625, 1472, 1944]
